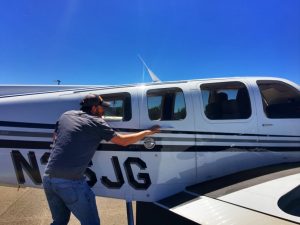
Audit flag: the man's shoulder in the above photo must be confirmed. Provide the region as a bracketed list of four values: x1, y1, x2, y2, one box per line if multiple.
[63, 110, 82, 115]
[60, 110, 109, 127]
[59, 110, 84, 121]
[91, 116, 107, 125]
[61, 110, 89, 118]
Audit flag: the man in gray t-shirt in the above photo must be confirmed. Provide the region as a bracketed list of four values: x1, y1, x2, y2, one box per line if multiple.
[43, 94, 159, 225]
[45, 110, 116, 180]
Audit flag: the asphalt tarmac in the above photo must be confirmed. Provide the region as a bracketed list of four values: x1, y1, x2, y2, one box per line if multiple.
[0, 186, 134, 225]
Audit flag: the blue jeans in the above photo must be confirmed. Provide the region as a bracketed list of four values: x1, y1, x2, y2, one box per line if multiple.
[43, 175, 100, 225]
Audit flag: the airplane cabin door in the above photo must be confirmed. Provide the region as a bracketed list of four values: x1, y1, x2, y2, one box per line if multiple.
[90, 87, 142, 200]
[254, 79, 300, 154]
[138, 84, 197, 201]
[193, 80, 260, 182]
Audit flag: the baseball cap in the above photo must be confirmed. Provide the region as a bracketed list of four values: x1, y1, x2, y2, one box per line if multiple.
[80, 94, 110, 108]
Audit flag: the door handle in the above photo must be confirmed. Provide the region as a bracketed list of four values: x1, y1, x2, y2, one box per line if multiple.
[262, 123, 273, 127]
[160, 125, 174, 129]
[142, 125, 174, 130]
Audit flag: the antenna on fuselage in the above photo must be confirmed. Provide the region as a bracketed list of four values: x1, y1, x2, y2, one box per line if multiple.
[53, 80, 61, 85]
[138, 55, 161, 83]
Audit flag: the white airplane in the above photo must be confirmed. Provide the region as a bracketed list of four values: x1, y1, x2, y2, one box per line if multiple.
[0, 76, 299, 225]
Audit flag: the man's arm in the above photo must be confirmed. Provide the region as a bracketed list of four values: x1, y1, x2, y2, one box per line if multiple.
[53, 132, 57, 142]
[110, 126, 160, 147]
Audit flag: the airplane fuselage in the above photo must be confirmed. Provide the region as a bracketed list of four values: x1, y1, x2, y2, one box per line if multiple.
[0, 77, 299, 202]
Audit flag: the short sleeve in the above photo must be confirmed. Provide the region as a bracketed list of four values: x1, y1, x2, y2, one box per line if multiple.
[54, 121, 59, 133]
[97, 119, 117, 141]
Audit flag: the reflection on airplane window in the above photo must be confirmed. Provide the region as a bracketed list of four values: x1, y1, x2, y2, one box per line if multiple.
[257, 80, 300, 118]
[200, 82, 251, 120]
[101, 92, 132, 121]
[147, 88, 186, 121]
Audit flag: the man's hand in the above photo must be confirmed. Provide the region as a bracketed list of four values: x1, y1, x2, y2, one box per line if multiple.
[147, 125, 160, 135]
[111, 125, 160, 147]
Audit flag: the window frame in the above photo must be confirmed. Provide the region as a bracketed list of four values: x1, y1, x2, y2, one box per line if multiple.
[200, 81, 252, 120]
[146, 87, 187, 121]
[100, 92, 132, 122]
[256, 80, 300, 119]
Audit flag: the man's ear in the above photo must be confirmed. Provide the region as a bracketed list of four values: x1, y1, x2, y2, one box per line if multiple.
[91, 105, 97, 114]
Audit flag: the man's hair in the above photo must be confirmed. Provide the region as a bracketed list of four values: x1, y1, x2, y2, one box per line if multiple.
[80, 94, 98, 114]
[80, 105, 93, 114]
[80, 94, 110, 114]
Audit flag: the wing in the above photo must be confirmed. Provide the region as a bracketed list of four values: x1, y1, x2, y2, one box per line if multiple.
[136, 162, 300, 225]
[0, 85, 103, 97]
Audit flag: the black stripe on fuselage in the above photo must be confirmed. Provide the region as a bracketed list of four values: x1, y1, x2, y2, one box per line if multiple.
[1, 121, 300, 138]
[116, 128, 300, 138]
[98, 144, 300, 152]
[0, 121, 55, 129]
[0, 130, 52, 138]
[1, 130, 300, 145]
[0, 140, 52, 149]
[0, 139, 299, 152]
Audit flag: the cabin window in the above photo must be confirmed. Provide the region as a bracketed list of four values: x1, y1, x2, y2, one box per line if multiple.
[257, 80, 300, 118]
[147, 88, 186, 120]
[200, 82, 251, 120]
[101, 92, 132, 121]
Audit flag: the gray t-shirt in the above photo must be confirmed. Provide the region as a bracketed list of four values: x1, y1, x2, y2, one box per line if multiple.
[45, 110, 116, 179]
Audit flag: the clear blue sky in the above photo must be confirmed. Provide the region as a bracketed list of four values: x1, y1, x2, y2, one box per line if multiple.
[0, 0, 299, 85]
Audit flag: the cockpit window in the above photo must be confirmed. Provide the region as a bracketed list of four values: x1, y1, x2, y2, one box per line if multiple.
[200, 82, 251, 120]
[257, 80, 300, 118]
[147, 88, 186, 121]
[101, 92, 132, 121]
